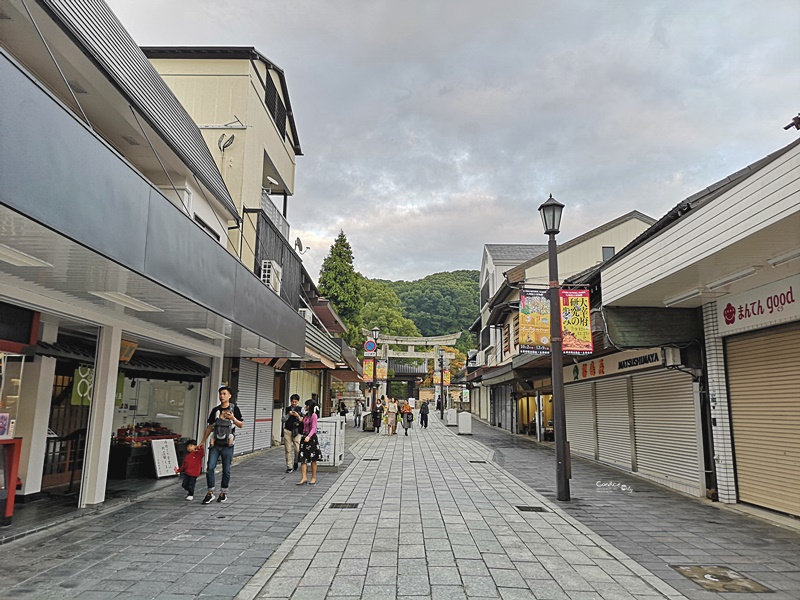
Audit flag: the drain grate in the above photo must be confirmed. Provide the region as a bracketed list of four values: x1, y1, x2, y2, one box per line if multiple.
[362, 458, 379, 462]
[329, 503, 360, 509]
[468, 460, 486, 464]
[672, 566, 771, 592]
[516, 505, 549, 513]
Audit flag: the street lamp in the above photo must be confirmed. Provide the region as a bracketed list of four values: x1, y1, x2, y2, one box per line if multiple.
[371, 327, 380, 412]
[538, 194, 570, 502]
[439, 348, 445, 420]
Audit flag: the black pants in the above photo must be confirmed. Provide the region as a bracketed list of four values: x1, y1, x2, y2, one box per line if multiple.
[420, 413, 428, 428]
[181, 474, 197, 496]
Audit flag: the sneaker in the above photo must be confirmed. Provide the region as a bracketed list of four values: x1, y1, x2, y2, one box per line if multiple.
[217, 492, 227, 503]
[202, 492, 214, 504]
[185, 495, 193, 501]
[286, 467, 293, 473]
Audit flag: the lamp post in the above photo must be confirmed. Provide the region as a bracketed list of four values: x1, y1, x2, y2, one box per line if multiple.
[539, 194, 570, 502]
[439, 348, 445, 420]
[371, 327, 380, 412]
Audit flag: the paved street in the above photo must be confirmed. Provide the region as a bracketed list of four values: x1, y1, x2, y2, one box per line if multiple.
[1, 415, 799, 599]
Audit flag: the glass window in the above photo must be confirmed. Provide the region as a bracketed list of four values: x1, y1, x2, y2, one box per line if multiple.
[602, 246, 615, 261]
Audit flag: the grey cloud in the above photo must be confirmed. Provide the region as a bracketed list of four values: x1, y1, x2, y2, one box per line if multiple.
[108, 0, 800, 281]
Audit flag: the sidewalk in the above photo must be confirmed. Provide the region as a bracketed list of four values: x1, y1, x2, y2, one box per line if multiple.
[1, 415, 798, 599]
[241, 416, 686, 600]
[468, 419, 800, 600]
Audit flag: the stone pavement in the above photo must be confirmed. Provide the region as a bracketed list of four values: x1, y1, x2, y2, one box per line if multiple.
[0, 429, 365, 599]
[1, 414, 799, 600]
[471, 420, 800, 600]
[241, 416, 687, 600]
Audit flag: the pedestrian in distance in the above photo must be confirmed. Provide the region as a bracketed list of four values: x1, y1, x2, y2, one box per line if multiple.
[436, 396, 443, 413]
[338, 399, 348, 423]
[386, 397, 399, 435]
[297, 400, 322, 485]
[400, 399, 413, 436]
[419, 400, 429, 429]
[353, 399, 363, 428]
[282, 394, 302, 473]
[372, 398, 384, 434]
[199, 386, 243, 504]
[174, 439, 204, 500]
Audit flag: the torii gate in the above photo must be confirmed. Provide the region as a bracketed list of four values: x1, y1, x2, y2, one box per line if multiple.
[362, 330, 461, 404]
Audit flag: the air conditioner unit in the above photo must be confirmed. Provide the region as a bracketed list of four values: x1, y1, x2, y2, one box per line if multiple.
[298, 308, 314, 323]
[662, 347, 682, 367]
[260, 260, 282, 294]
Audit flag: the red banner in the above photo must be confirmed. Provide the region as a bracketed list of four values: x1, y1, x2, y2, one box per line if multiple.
[560, 289, 593, 355]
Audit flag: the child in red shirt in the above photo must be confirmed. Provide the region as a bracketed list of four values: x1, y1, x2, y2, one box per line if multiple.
[175, 439, 204, 501]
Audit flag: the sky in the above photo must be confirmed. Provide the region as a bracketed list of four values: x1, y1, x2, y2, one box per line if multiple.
[106, 0, 800, 282]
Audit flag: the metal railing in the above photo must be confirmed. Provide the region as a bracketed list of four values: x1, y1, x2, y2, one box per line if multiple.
[261, 189, 290, 240]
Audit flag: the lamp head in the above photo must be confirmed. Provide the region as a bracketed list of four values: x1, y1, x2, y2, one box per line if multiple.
[538, 194, 565, 235]
[439, 348, 445, 358]
[371, 326, 380, 340]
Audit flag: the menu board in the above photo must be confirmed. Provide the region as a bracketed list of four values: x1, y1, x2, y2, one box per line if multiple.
[151, 439, 179, 478]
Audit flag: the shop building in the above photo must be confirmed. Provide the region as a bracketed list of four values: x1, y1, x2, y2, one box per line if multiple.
[469, 212, 655, 435]
[0, 0, 305, 508]
[601, 136, 800, 515]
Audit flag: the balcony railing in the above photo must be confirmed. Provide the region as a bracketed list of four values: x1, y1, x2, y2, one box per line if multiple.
[261, 189, 290, 240]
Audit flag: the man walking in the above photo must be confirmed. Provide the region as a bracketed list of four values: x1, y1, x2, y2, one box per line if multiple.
[199, 386, 243, 504]
[283, 394, 302, 473]
[419, 400, 429, 429]
[353, 399, 363, 428]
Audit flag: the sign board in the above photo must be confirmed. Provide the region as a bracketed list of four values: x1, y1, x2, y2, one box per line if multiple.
[317, 416, 345, 467]
[716, 274, 798, 336]
[151, 439, 179, 478]
[560, 289, 593, 355]
[519, 289, 550, 353]
[364, 339, 377, 352]
[363, 351, 376, 357]
[363, 358, 374, 382]
[565, 347, 662, 382]
[376, 360, 388, 381]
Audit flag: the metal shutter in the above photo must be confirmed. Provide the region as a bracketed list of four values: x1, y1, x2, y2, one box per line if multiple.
[235, 359, 258, 456]
[726, 322, 800, 517]
[253, 364, 274, 451]
[565, 381, 596, 459]
[290, 370, 320, 403]
[595, 377, 633, 470]
[632, 371, 701, 491]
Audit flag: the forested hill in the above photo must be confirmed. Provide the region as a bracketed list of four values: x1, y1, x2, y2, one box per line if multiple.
[377, 270, 479, 351]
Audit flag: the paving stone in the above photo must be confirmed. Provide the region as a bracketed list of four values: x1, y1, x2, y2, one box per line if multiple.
[398, 574, 432, 596]
[430, 585, 468, 600]
[463, 575, 501, 598]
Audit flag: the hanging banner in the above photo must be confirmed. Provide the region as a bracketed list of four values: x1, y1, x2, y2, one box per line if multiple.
[560, 289, 593, 355]
[376, 360, 388, 381]
[443, 370, 451, 386]
[363, 358, 374, 383]
[71, 365, 95, 406]
[519, 289, 551, 354]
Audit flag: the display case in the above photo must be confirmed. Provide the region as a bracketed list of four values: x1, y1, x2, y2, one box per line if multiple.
[108, 422, 184, 480]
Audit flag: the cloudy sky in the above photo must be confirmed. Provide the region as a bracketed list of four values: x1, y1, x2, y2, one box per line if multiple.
[107, 0, 800, 282]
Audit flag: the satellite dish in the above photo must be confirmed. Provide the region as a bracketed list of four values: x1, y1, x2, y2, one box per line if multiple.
[295, 237, 304, 252]
[217, 133, 235, 152]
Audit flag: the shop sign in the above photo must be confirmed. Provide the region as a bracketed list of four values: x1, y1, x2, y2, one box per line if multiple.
[565, 347, 662, 382]
[717, 275, 799, 335]
[443, 370, 450, 386]
[363, 358, 374, 383]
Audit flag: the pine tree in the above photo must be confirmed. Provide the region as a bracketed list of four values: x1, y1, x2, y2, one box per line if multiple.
[319, 231, 364, 333]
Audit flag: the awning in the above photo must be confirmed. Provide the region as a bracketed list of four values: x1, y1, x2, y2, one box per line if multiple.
[603, 306, 703, 348]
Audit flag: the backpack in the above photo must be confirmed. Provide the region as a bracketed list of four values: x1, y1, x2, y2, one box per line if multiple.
[213, 415, 233, 446]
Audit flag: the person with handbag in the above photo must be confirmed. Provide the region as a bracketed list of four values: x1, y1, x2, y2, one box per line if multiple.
[297, 400, 322, 485]
[419, 400, 429, 429]
[400, 399, 414, 436]
[386, 397, 399, 436]
[337, 400, 348, 423]
[372, 397, 384, 434]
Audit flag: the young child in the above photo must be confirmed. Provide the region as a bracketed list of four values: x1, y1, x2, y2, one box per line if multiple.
[175, 439, 204, 500]
[209, 408, 236, 447]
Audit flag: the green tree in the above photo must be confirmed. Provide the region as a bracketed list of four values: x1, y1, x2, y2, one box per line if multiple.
[361, 278, 420, 339]
[319, 231, 364, 346]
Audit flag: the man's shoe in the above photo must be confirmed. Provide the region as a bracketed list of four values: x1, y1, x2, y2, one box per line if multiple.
[202, 492, 214, 504]
[286, 467, 293, 473]
[217, 492, 227, 503]
[185, 495, 193, 501]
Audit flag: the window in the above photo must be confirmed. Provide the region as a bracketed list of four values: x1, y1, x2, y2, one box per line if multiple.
[194, 214, 221, 241]
[513, 314, 520, 348]
[503, 324, 511, 355]
[602, 246, 615, 261]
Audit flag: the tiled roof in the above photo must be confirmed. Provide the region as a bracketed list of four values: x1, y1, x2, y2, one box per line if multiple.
[485, 244, 547, 262]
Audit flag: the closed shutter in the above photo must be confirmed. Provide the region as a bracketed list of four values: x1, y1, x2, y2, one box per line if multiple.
[253, 364, 274, 451]
[727, 322, 800, 517]
[565, 381, 596, 459]
[596, 377, 632, 470]
[632, 370, 700, 491]
[235, 359, 258, 455]
[290, 370, 320, 403]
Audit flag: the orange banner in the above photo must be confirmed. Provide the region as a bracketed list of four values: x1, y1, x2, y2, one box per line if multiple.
[363, 358, 374, 382]
[560, 289, 593, 355]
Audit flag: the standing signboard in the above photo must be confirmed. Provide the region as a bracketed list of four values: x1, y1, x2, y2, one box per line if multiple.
[151, 439, 179, 478]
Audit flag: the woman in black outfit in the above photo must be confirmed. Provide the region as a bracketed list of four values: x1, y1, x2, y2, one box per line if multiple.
[372, 399, 384, 434]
